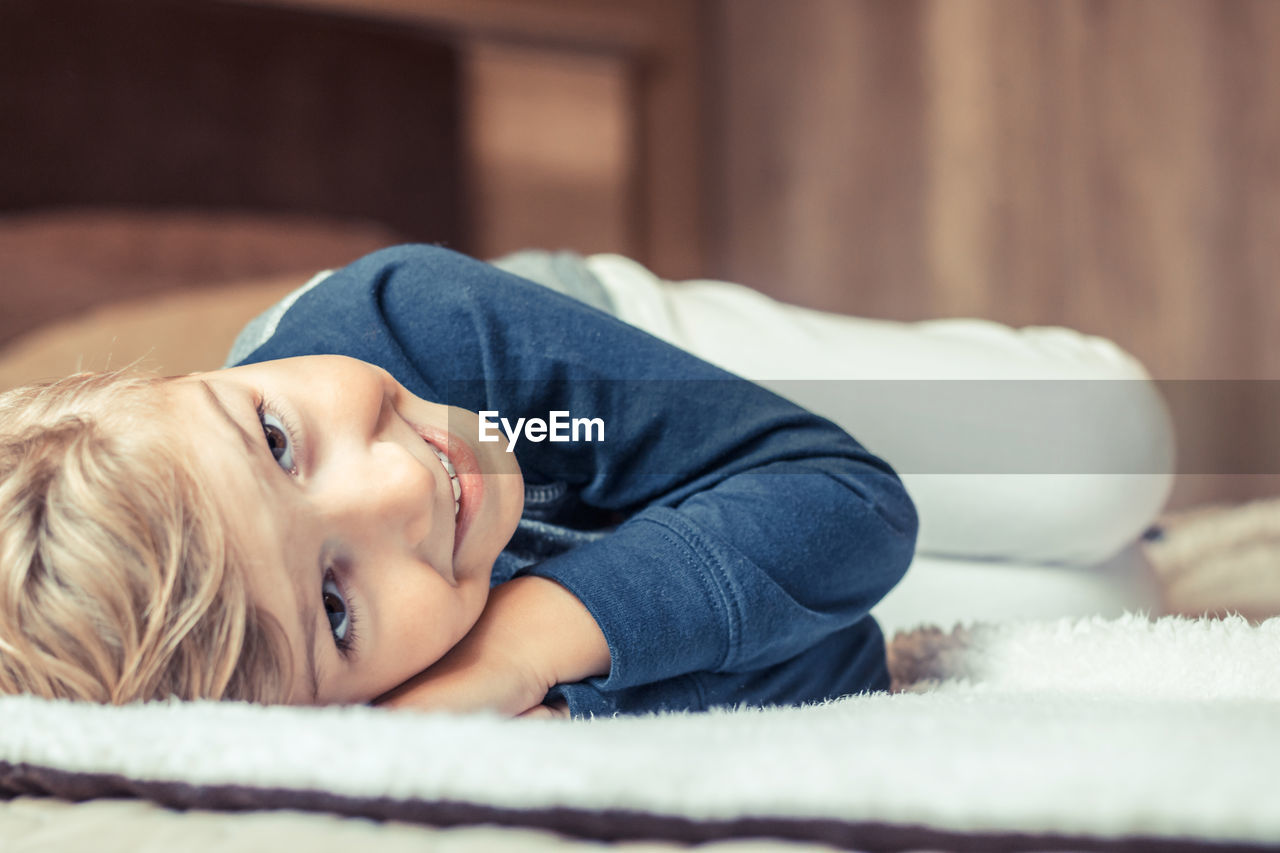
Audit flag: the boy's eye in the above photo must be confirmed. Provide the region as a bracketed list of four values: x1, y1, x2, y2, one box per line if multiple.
[322, 576, 349, 643]
[259, 410, 295, 473]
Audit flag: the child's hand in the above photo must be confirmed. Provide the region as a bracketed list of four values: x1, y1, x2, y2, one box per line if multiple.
[374, 575, 608, 718]
[373, 608, 552, 717]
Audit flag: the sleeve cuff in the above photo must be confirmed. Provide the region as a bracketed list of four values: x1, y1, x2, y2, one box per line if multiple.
[546, 673, 705, 719]
[544, 682, 615, 719]
[514, 508, 737, 692]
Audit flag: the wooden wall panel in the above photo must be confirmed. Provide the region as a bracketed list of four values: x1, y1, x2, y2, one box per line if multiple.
[706, 0, 1280, 507]
[707, 0, 931, 320]
[462, 43, 636, 259]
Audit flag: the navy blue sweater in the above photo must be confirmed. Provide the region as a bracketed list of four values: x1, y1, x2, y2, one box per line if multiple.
[231, 245, 918, 718]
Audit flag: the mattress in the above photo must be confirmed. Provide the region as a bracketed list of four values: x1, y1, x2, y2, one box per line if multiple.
[3, 602, 1276, 853]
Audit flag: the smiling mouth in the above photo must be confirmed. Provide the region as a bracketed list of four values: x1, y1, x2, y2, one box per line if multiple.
[410, 422, 484, 564]
[425, 444, 462, 517]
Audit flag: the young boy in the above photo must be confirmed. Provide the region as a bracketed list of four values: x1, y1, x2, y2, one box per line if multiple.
[0, 245, 921, 718]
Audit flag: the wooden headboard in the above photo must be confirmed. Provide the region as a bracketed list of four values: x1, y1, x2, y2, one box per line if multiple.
[0, 0, 463, 239]
[0, 0, 464, 347]
[0, 0, 705, 352]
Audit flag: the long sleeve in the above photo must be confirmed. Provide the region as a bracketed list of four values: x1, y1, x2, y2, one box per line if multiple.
[233, 245, 918, 714]
[544, 610, 892, 717]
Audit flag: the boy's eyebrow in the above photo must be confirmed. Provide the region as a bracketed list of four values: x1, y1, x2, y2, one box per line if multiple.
[197, 379, 322, 705]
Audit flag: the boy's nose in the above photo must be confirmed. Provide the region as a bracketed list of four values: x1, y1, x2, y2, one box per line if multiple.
[389, 439, 441, 545]
[342, 437, 439, 553]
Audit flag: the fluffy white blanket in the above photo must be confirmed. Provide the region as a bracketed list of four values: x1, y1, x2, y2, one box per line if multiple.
[2, 613, 1278, 850]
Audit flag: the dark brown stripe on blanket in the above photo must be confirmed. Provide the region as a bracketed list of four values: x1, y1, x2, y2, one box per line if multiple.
[0, 761, 1273, 853]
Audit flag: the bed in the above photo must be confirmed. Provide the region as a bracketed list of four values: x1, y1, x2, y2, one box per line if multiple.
[3, 4, 1274, 841]
[4, 261, 1278, 851]
[2, 596, 1277, 853]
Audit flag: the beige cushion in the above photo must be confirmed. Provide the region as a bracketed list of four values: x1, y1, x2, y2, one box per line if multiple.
[0, 276, 305, 391]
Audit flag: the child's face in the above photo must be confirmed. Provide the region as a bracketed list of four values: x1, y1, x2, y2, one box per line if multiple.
[166, 356, 525, 705]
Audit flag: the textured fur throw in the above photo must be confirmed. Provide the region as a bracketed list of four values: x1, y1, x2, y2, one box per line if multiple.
[2, 612, 1278, 851]
[1143, 495, 1280, 622]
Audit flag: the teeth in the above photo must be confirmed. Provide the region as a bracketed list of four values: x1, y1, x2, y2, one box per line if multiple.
[428, 446, 462, 517]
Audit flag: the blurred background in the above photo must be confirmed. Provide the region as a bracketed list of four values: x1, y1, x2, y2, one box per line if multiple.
[1, 0, 1278, 511]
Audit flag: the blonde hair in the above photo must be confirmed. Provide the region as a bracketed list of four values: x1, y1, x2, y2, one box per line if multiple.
[0, 369, 289, 704]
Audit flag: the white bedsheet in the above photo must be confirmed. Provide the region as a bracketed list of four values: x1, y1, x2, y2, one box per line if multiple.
[872, 543, 1164, 637]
